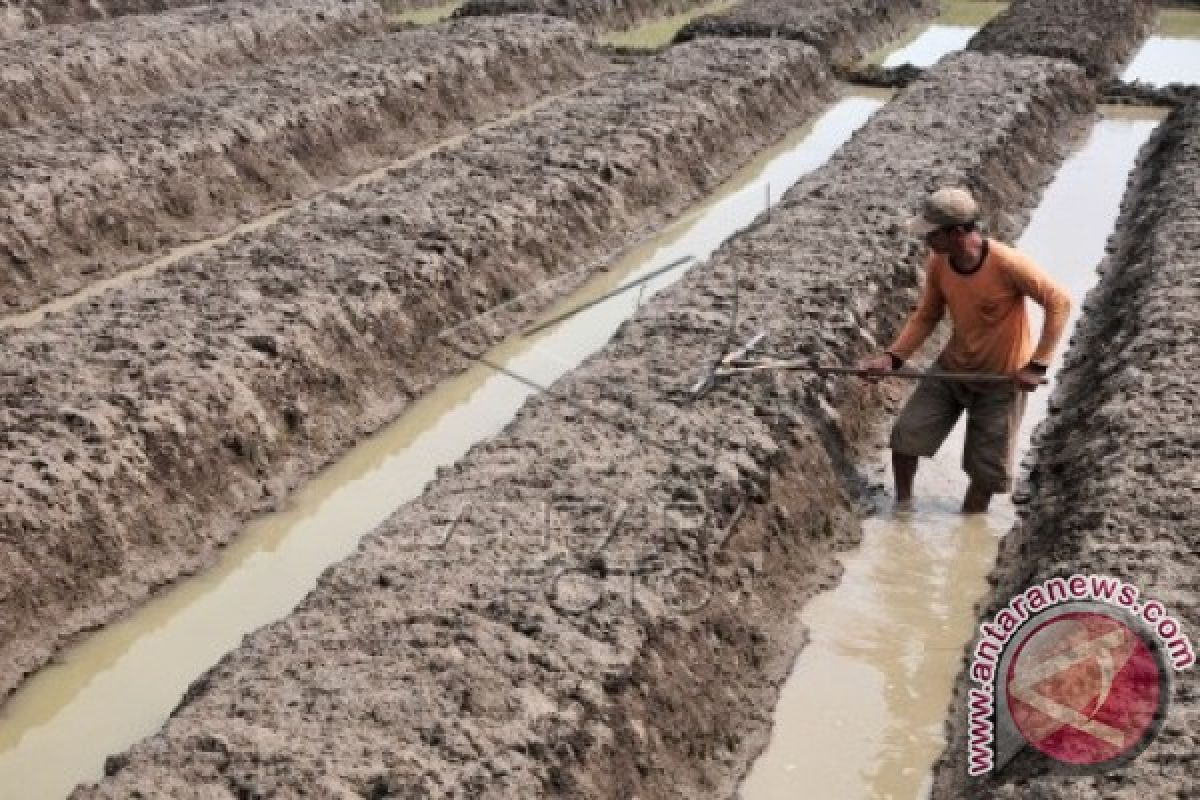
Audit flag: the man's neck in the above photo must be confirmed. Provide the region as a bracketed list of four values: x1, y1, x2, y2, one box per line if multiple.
[948, 237, 988, 275]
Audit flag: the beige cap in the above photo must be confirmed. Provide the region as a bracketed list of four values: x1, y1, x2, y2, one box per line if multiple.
[906, 187, 980, 236]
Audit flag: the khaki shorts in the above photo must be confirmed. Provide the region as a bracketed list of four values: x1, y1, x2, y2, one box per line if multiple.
[889, 371, 1027, 494]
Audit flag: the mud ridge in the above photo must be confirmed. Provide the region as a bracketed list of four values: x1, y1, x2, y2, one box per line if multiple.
[0, 37, 834, 709]
[457, 0, 712, 32]
[69, 52, 1096, 798]
[674, 0, 939, 65]
[0, 0, 214, 36]
[930, 100, 1199, 800]
[0, 0, 383, 129]
[0, 16, 602, 314]
[968, 0, 1156, 81]
[1103, 78, 1200, 107]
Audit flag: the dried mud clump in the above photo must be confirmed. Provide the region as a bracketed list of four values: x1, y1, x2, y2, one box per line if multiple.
[0, 0, 215, 36]
[0, 38, 834, 708]
[0, 16, 600, 313]
[70, 52, 1096, 800]
[457, 0, 709, 32]
[0, 0, 383, 128]
[930, 100, 1200, 800]
[674, 0, 939, 65]
[968, 0, 1156, 81]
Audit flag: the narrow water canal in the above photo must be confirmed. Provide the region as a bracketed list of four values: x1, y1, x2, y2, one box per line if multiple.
[870, 1, 1006, 67]
[737, 108, 1164, 800]
[0, 94, 885, 799]
[1122, 7, 1200, 86]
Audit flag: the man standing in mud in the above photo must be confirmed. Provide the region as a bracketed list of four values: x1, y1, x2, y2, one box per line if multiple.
[861, 187, 1071, 514]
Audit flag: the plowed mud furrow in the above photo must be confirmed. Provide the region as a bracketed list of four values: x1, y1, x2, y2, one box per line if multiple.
[0, 38, 834, 709]
[0, 16, 601, 314]
[0, 0, 383, 128]
[674, 0, 939, 64]
[930, 100, 1199, 800]
[457, 0, 712, 32]
[968, 0, 1157, 80]
[0, 0, 217, 36]
[68, 52, 1095, 799]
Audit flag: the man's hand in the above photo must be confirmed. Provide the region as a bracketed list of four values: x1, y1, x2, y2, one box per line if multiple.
[859, 353, 895, 382]
[1014, 365, 1045, 392]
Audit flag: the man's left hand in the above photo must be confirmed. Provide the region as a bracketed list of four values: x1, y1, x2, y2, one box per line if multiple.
[1014, 366, 1045, 392]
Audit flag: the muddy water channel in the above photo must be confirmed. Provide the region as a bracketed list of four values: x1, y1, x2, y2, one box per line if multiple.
[0, 94, 884, 800]
[1122, 8, 1200, 86]
[738, 109, 1163, 800]
[870, 1, 1005, 67]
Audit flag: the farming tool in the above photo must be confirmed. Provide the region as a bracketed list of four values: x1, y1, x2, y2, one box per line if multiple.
[688, 331, 1046, 402]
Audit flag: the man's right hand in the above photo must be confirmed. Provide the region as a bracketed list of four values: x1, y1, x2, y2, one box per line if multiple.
[859, 353, 895, 382]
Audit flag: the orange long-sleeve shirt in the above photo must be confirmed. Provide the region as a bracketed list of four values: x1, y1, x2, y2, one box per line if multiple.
[888, 239, 1072, 376]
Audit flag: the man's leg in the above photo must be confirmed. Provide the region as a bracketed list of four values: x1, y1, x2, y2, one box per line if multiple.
[889, 377, 961, 509]
[962, 386, 1027, 514]
[893, 452, 919, 505]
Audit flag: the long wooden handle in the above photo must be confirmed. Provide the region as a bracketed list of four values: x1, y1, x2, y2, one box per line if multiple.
[714, 360, 1048, 385]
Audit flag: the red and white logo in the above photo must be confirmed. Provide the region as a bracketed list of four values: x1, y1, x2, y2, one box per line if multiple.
[1004, 610, 1165, 767]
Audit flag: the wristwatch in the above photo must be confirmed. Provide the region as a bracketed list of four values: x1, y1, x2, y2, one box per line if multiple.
[1025, 360, 1049, 375]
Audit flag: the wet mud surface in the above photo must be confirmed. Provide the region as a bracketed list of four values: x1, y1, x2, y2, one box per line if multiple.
[0, 37, 834, 709]
[0, 16, 600, 314]
[0, 0, 383, 129]
[0, 0, 214, 36]
[930, 100, 1199, 800]
[675, 0, 939, 64]
[457, 0, 710, 32]
[70, 52, 1095, 798]
[968, 0, 1156, 80]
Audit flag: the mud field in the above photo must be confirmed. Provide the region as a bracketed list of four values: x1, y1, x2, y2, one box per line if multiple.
[0, 16, 602, 313]
[968, 0, 1157, 80]
[930, 99, 1200, 800]
[1, 1, 1195, 798]
[0, 36, 835, 707]
[0, 0, 383, 128]
[675, 0, 939, 64]
[0, 0, 214, 36]
[66, 51, 1097, 798]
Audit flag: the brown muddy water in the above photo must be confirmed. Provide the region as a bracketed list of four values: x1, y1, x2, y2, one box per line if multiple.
[0, 94, 885, 800]
[388, 0, 463, 26]
[737, 108, 1164, 800]
[869, 1, 1006, 67]
[1122, 8, 1200, 86]
[601, 0, 737, 49]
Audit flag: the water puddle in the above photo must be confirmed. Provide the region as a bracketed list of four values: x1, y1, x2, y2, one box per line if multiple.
[600, 0, 737, 49]
[387, 0, 463, 27]
[0, 93, 885, 800]
[738, 108, 1162, 800]
[869, 1, 1006, 67]
[1122, 8, 1200, 86]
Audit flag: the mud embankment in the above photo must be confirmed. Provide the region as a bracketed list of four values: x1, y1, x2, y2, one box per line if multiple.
[0, 0, 214, 36]
[968, 0, 1156, 80]
[0, 16, 601, 315]
[0, 0, 383, 129]
[457, 0, 712, 32]
[69, 52, 1095, 799]
[930, 101, 1199, 800]
[0, 37, 834, 709]
[675, 0, 939, 64]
